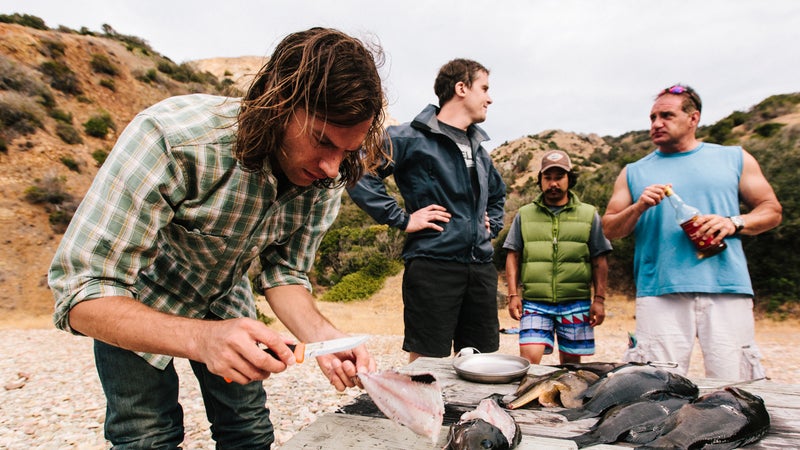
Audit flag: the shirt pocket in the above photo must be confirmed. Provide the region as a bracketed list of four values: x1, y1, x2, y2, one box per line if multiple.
[159, 222, 229, 271]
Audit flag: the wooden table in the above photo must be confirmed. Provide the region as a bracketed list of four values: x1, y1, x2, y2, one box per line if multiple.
[281, 357, 800, 449]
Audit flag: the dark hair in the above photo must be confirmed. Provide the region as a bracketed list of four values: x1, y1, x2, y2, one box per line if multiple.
[433, 58, 489, 107]
[235, 27, 387, 188]
[657, 84, 702, 114]
[537, 170, 578, 190]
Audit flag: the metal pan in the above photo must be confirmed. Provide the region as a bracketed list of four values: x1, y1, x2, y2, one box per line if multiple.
[452, 348, 530, 384]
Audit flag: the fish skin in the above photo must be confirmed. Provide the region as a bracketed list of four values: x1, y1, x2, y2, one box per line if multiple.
[514, 369, 567, 396]
[571, 394, 690, 448]
[358, 370, 445, 443]
[550, 362, 627, 378]
[560, 366, 698, 421]
[638, 387, 771, 450]
[553, 371, 596, 409]
[446, 395, 522, 450]
[507, 369, 569, 409]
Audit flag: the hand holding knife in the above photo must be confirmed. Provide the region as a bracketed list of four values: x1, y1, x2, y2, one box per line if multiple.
[224, 335, 369, 382]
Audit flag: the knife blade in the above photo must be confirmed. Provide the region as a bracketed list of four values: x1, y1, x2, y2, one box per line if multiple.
[264, 335, 369, 363]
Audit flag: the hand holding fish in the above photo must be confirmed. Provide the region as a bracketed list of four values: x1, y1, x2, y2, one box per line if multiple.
[317, 343, 376, 391]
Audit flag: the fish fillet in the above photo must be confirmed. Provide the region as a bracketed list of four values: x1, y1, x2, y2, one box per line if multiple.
[358, 370, 445, 443]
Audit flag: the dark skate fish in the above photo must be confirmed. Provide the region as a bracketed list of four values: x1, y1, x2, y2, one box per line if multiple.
[358, 370, 445, 443]
[560, 365, 698, 421]
[639, 387, 770, 450]
[549, 361, 627, 378]
[446, 394, 522, 450]
[570, 394, 690, 448]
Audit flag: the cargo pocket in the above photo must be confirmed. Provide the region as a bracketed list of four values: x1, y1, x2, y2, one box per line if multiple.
[622, 333, 646, 363]
[741, 344, 766, 380]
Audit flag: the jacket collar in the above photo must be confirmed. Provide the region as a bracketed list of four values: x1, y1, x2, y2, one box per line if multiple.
[411, 104, 491, 144]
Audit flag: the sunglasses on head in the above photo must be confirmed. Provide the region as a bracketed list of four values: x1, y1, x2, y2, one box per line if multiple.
[661, 85, 702, 112]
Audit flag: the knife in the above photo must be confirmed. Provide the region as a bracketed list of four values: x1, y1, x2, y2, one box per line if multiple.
[263, 335, 369, 363]
[224, 335, 369, 383]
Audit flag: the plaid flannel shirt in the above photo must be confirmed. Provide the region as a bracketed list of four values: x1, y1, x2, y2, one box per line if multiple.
[49, 94, 342, 368]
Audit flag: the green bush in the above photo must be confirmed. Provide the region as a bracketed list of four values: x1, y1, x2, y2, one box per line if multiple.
[39, 38, 66, 58]
[99, 78, 116, 91]
[0, 56, 54, 106]
[0, 92, 45, 138]
[321, 271, 384, 302]
[55, 122, 83, 145]
[39, 60, 82, 95]
[754, 122, 785, 138]
[0, 13, 48, 30]
[49, 108, 73, 123]
[90, 53, 118, 76]
[60, 156, 81, 172]
[83, 111, 116, 138]
[0, 135, 7, 153]
[91, 148, 109, 166]
[24, 173, 72, 205]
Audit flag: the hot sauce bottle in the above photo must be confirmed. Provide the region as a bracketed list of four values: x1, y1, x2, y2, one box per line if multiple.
[664, 186, 726, 259]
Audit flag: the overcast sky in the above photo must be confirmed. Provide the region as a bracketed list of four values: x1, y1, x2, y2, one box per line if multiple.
[4, 0, 800, 150]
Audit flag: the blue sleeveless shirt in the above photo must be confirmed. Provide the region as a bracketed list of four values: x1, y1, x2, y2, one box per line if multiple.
[626, 143, 753, 296]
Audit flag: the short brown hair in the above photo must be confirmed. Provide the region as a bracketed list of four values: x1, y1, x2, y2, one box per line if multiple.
[235, 27, 388, 188]
[433, 58, 489, 107]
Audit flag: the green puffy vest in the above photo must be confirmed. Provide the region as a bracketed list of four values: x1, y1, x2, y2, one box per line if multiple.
[519, 194, 595, 303]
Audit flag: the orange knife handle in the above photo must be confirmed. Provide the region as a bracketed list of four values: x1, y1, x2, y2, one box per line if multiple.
[294, 342, 306, 363]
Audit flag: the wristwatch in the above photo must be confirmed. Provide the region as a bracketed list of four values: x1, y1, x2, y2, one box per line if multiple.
[728, 215, 745, 235]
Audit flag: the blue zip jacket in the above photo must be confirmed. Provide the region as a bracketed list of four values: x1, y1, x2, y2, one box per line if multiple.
[347, 104, 506, 264]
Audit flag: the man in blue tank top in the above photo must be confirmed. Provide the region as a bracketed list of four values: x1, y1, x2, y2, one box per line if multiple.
[602, 85, 782, 381]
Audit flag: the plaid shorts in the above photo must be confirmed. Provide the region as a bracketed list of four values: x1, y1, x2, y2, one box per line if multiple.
[519, 299, 595, 356]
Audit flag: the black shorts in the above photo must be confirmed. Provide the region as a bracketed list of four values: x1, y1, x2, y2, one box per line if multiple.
[401, 258, 499, 357]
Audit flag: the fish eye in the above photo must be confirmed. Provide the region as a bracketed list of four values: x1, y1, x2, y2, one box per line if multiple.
[480, 439, 494, 449]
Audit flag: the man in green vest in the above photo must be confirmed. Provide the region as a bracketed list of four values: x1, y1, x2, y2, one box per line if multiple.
[503, 150, 612, 364]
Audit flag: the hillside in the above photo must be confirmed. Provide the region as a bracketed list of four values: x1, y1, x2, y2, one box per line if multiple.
[0, 21, 250, 324]
[2, 19, 800, 326]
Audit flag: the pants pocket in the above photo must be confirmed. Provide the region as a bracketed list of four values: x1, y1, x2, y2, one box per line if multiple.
[741, 344, 766, 380]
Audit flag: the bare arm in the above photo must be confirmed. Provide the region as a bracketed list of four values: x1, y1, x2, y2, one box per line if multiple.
[265, 284, 376, 391]
[602, 167, 668, 239]
[505, 250, 523, 321]
[69, 296, 293, 384]
[589, 254, 608, 327]
[737, 149, 782, 235]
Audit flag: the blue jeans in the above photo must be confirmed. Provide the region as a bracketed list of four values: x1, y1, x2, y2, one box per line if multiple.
[94, 340, 274, 449]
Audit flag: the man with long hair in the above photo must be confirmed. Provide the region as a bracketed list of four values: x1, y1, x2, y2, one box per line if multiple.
[49, 28, 387, 447]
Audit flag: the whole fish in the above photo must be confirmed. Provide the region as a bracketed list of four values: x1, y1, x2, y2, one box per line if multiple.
[506, 371, 566, 410]
[358, 370, 445, 443]
[639, 387, 770, 450]
[570, 394, 690, 448]
[550, 361, 627, 378]
[560, 365, 698, 421]
[446, 394, 522, 450]
[508, 369, 598, 409]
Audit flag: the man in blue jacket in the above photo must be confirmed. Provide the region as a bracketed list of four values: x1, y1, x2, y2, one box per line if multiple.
[348, 58, 506, 362]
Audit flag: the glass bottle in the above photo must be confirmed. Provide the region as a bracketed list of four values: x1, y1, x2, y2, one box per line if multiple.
[664, 186, 726, 259]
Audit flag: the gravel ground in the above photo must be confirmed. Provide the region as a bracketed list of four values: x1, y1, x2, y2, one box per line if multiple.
[1, 321, 795, 449]
[0, 330, 408, 449]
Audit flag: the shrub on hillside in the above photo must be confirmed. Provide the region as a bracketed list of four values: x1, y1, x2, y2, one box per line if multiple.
[24, 173, 72, 205]
[39, 60, 82, 95]
[90, 53, 118, 76]
[0, 13, 48, 30]
[55, 122, 83, 145]
[83, 111, 116, 138]
[39, 38, 66, 58]
[0, 56, 55, 107]
[0, 92, 45, 138]
[91, 148, 109, 166]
